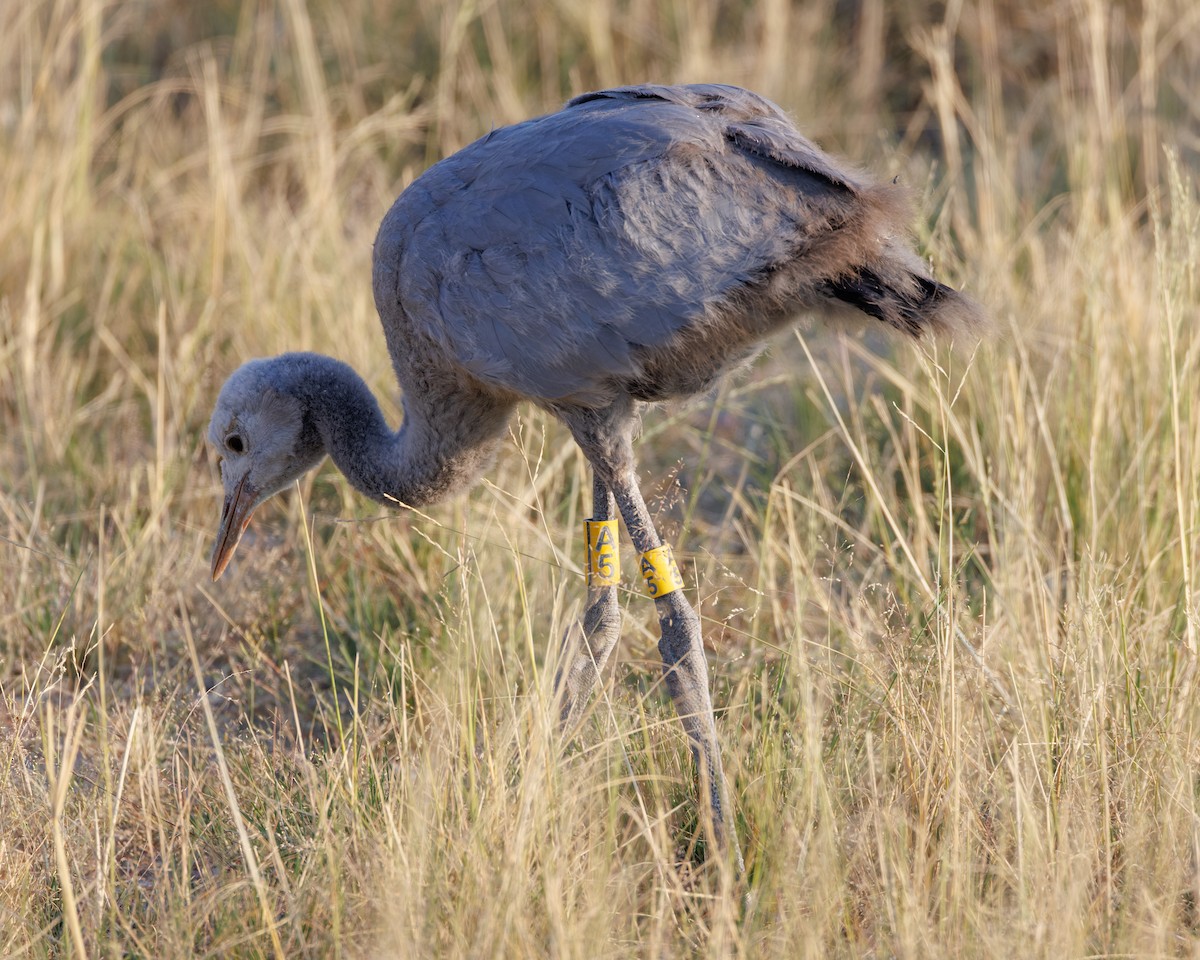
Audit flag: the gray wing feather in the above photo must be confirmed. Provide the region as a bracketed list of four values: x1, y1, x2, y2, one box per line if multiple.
[374, 84, 861, 403]
[723, 121, 861, 193]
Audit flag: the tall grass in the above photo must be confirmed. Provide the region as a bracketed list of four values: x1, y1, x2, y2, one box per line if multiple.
[1, 0, 1198, 955]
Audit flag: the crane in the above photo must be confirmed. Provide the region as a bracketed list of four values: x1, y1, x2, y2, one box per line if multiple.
[207, 84, 981, 872]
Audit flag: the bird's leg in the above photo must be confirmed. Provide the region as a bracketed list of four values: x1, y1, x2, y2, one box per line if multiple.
[555, 473, 623, 728]
[608, 471, 744, 874]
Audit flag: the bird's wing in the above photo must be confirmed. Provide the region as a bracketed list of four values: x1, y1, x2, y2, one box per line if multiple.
[571, 84, 864, 193]
[374, 84, 866, 404]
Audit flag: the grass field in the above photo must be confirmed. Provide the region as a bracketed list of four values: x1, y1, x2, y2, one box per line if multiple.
[2, 0, 1199, 956]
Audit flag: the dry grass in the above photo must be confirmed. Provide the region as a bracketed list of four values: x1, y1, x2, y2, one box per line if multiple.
[2, 0, 1199, 956]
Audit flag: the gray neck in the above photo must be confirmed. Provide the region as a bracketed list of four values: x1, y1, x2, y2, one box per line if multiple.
[284, 352, 511, 509]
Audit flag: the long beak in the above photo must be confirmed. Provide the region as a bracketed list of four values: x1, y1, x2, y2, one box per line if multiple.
[211, 473, 259, 581]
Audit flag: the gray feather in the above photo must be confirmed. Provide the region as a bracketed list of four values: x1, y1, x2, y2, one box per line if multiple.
[371, 83, 982, 407]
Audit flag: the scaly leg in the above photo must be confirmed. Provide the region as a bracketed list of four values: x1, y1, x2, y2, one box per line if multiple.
[608, 470, 745, 874]
[556, 473, 623, 728]
[562, 400, 742, 870]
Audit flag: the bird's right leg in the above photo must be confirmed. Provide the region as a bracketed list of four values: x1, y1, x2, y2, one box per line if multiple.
[555, 472, 623, 728]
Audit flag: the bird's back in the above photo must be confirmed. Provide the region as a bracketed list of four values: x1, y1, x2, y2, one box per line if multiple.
[372, 84, 978, 407]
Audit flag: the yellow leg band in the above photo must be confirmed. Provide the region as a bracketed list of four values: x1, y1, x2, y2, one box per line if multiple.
[584, 519, 620, 587]
[639, 544, 684, 598]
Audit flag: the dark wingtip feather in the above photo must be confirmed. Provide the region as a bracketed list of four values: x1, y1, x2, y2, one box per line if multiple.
[822, 269, 986, 340]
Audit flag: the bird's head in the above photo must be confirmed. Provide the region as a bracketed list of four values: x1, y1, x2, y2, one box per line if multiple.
[207, 358, 326, 580]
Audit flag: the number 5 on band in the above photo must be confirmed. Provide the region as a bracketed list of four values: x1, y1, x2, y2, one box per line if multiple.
[585, 519, 620, 587]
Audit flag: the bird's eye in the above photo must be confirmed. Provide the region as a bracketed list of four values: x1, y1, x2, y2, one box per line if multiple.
[225, 433, 246, 455]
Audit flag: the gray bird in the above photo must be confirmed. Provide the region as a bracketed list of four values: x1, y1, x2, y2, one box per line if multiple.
[208, 84, 982, 872]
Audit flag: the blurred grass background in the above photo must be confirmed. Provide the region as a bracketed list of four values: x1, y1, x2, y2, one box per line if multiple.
[1, 0, 1199, 956]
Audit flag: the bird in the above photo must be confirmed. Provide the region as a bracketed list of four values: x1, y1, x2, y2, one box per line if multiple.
[207, 83, 982, 873]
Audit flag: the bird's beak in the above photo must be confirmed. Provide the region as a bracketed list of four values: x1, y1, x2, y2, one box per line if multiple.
[211, 473, 259, 581]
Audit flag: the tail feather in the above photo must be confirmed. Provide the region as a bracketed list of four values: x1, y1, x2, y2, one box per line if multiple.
[821, 266, 985, 339]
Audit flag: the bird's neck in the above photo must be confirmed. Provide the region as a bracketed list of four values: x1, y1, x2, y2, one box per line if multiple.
[291, 353, 512, 509]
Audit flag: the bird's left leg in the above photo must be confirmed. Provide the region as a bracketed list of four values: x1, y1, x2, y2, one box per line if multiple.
[555, 473, 623, 728]
[606, 469, 744, 874]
